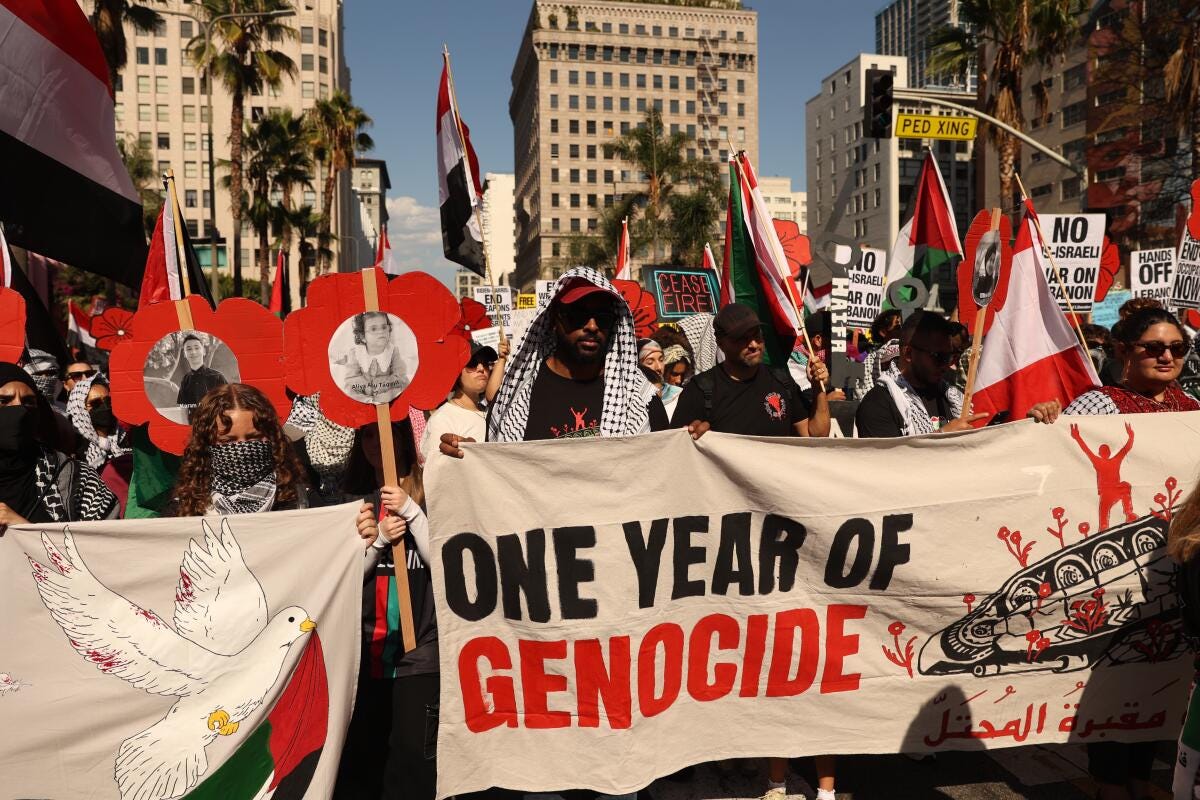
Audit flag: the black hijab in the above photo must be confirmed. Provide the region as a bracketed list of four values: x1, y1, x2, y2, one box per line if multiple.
[0, 362, 52, 521]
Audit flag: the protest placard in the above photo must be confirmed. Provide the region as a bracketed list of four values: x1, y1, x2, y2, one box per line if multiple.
[1170, 230, 1200, 310]
[0, 287, 25, 363]
[1038, 214, 1106, 313]
[516, 293, 537, 310]
[427, 417, 1197, 798]
[1092, 289, 1131, 330]
[535, 280, 556, 309]
[644, 266, 719, 320]
[846, 248, 886, 328]
[470, 326, 502, 351]
[1130, 248, 1175, 303]
[473, 286, 515, 331]
[0, 503, 364, 800]
[829, 275, 850, 352]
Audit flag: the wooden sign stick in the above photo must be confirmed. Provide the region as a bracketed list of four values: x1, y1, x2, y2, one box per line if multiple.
[361, 267, 417, 653]
[165, 170, 196, 331]
[959, 207, 1001, 419]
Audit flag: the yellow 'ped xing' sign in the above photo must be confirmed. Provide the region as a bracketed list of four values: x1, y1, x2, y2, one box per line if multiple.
[895, 113, 977, 141]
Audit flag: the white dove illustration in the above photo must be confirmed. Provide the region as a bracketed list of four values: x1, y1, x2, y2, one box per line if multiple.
[27, 519, 316, 800]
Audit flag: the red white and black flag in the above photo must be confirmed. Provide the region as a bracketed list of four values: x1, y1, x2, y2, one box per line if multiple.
[437, 50, 485, 276]
[138, 181, 214, 310]
[0, 0, 146, 287]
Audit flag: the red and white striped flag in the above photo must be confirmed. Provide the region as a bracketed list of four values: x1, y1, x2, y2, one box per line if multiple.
[376, 224, 401, 276]
[0, 0, 146, 286]
[971, 201, 1099, 423]
[701, 241, 716, 274]
[437, 49, 485, 276]
[67, 300, 97, 349]
[138, 188, 213, 310]
[614, 217, 631, 281]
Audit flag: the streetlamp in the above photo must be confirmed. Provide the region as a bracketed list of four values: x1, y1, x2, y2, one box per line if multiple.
[156, 7, 296, 301]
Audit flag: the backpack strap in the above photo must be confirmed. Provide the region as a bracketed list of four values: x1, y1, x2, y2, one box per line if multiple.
[693, 370, 717, 418]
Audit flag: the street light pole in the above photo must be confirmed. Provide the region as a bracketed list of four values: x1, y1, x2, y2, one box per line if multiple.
[156, 8, 295, 301]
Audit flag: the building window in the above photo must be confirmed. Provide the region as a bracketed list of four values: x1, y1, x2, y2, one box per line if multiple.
[156, 104, 169, 122]
[586, 71, 596, 86]
[552, 218, 560, 231]
[138, 132, 151, 148]
[136, 47, 149, 65]
[569, 169, 580, 183]
[301, 27, 314, 44]
[569, 70, 578, 85]
[319, 56, 327, 73]
[552, 242, 561, 256]
[587, 169, 597, 183]
[569, 119, 579, 134]
[549, 69, 557, 84]
[302, 81, 314, 99]
[571, 218, 581, 232]
[551, 193, 559, 207]
[569, 95, 579, 110]
[586, 120, 596, 135]
[551, 143, 560, 157]
[1062, 101, 1086, 127]
[182, 76, 194, 94]
[184, 161, 198, 179]
[670, 99, 679, 114]
[570, 193, 580, 208]
[550, 118, 558, 133]
[184, 133, 196, 150]
[1031, 183, 1053, 199]
[319, 29, 328, 47]
[637, 98, 646, 111]
[737, 102, 745, 117]
[1064, 63, 1086, 90]
[653, 75, 662, 90]
[569, 144, 580, 158]
[1061, 177, 1082, 200]
[620, 97, 630, 112]
[1096, 166, 1125, 182]
[302, 53, 314, 70]
[154, 47, 167, 65]
[114, 102, 124, 123]
[551, 168, 560, 182]
[550, 94, 558, 109]
[637, 74, 646, 89]
[183, 105, 197, 122]
[603, 96, 613, 111]
[185, 189, 197, 208]
[155, 132, 169, 150]
[137, 75, 150, 93]
[586, 95, 596, 110]
[180, 20, 193, 38]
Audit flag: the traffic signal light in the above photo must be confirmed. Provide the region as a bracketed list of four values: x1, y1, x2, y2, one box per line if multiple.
[864, 69, 894, 139]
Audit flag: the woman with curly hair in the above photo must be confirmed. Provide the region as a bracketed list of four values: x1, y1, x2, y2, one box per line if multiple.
[168, 385, 385, 550]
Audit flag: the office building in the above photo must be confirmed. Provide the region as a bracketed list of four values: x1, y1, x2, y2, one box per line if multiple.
[346, 158, 389, 271]
[875, 0, 976, 92]
[94, 0, 357, 304]
[482, 172, 518, 286]
[759, 176, 806, 228]
[509, 0, 759, 290]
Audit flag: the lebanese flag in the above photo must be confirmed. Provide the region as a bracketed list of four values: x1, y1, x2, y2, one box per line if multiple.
[138, 191, 214, 310]
[971, 202, 1099, 424]
[437, 52, 485, 276]
[702, 241, 717, 274]
[376, 225, 401, 276]
[268, 250, 285, 314]
[0, 0, 146, 286]
[67, 300, 97, 348]
[614, 218, 631, 280]
[721, 152, 804, 366]
[885, 151, 962, 306]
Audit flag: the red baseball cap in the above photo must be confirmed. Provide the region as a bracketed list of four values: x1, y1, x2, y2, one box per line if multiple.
[556, 276, 620, 305]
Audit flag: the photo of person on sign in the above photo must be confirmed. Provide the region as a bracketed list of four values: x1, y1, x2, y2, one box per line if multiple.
[328, 311, 419, 404]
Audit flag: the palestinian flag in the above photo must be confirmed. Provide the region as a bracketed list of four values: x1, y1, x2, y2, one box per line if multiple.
[67, 300, 97, 350]
[0, 0, 146, 286]
[721, 152, 803, 366]
[885, 151, 962, 306]
[138, 186, 214, 310]
[123, 424, 179, 519]
[437, 50, 485, 276]
[185, 634, 329, 799]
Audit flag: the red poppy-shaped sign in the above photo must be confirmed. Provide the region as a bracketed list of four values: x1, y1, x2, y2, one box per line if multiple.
[956, 209, 1013, 337]
[283, 268, 469, 429]
[612, 278, 659, 338]
[109, 295, 289, 454]
[1093, 235, 1120, 303]
[453, 297, 493, 337]
[772, 218, 812, 280]
[1189, 179, 1200, 242]
[91, 306, 136, 352]
[0, 288, 25, 363]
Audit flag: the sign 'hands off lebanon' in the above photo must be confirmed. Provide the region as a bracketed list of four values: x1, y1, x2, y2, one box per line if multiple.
[426, 417, 1198, 798]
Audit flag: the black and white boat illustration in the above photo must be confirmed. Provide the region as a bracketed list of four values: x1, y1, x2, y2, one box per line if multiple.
[919, 512, 1185, 677]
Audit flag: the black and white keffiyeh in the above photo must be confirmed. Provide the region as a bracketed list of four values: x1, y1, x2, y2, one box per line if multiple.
[209, 440, 277, 515]
[32, 448, 67, 521]
[290, 392, 355, 480]
[877, 370, 964, 436]
[66, 375, 130, 470]
[486, 266, 654, 442]
[678, 312, 719, 373]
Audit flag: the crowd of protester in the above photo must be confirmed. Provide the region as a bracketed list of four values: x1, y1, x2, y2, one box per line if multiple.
[5, 267, 1200, 800]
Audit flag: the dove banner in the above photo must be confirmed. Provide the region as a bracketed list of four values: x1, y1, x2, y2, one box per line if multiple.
[0, 503, 364, 800]
[426, 418, 1200, 798]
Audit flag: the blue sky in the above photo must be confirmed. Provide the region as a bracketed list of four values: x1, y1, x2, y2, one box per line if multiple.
[344, 0, 885, 280]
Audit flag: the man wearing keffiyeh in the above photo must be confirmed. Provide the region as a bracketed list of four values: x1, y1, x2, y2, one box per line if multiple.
[439, 267, 671, 457]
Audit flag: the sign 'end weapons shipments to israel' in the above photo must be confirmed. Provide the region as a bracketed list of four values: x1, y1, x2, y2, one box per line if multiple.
[427, 419, 1197, 798]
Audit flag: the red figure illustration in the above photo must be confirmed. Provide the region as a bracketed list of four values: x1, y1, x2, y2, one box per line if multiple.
[571, 406, 588, 431]
[1071, 422, 1136, 530]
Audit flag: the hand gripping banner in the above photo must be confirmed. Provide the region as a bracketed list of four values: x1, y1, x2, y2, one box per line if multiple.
[426, 415, 1200, 797]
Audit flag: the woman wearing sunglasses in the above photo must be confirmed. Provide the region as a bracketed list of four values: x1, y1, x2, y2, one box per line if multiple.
[1030, 307, 1199, 421]
[1028, 306, 1197, 800]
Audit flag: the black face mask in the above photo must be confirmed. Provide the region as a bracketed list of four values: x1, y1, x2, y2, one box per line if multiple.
[89, 405, 116, 433]
[0, 405, 37, 455]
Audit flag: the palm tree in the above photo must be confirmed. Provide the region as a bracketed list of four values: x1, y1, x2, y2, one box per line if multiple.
[88, 1, 162, 90]
[117, 135, 162, 240]
[191, 0, 296, 297]
[268, 109, 313, 262]
[568, 195, 645, 270]
[606, 108, 720, 263]
[292, 205, 332, 296]
[929, 0, 1081, 212]
[306, 90, 373, 273]
[667, 178, 722, 266]
[239, 117, 278, 303]
[1165, 6, 1200, 179]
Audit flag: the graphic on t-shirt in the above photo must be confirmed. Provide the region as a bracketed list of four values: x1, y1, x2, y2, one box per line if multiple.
[550, 405, 600, 439]
[763, 391, 786, 420]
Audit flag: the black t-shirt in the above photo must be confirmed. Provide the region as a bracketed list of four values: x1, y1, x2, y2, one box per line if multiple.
[521, 365, 669, 440]
[671, 364, 812, 436]
[855, 382, 952, 438]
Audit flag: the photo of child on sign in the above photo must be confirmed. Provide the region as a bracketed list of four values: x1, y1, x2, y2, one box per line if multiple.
[327, 311, 419, 404]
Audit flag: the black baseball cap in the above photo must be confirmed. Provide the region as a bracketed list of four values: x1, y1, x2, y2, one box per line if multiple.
[713, 303, 764, 339]
[467, 340, 498, 367]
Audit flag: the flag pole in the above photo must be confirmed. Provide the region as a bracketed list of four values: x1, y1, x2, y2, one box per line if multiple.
[729, 150, 826, 391]
[443, 45, 504, 340]
[1013, 173, 1089, 352]
[164, 169, 195, 330]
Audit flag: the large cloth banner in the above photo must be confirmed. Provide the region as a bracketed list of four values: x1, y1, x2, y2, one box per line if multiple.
[427, 417, 1200, 798]
[0, 503, 364, 800]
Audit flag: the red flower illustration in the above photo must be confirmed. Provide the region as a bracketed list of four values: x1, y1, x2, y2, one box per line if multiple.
[613, 279, 659, 338]
[772, 218, 811, 280]
[91, 306, 137, 352]
[455, 297, 493, 336]
[284, 269, 470, 429]
[109, 296, 289, 454]
[1092, 236, 1120, 302]
[0, 288, 25, 363]
[962, 593, 975, 613]
[882, 620, 917, 678]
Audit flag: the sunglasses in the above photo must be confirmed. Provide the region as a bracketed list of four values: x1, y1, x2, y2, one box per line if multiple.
[560, 305, 616, 331]
[67, 369, 96, 380]
[1134, 340, 1188, 359]
[465, 360, 494, 371]
[911, 345, 958, 366]
[86, 396, 112, 411]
